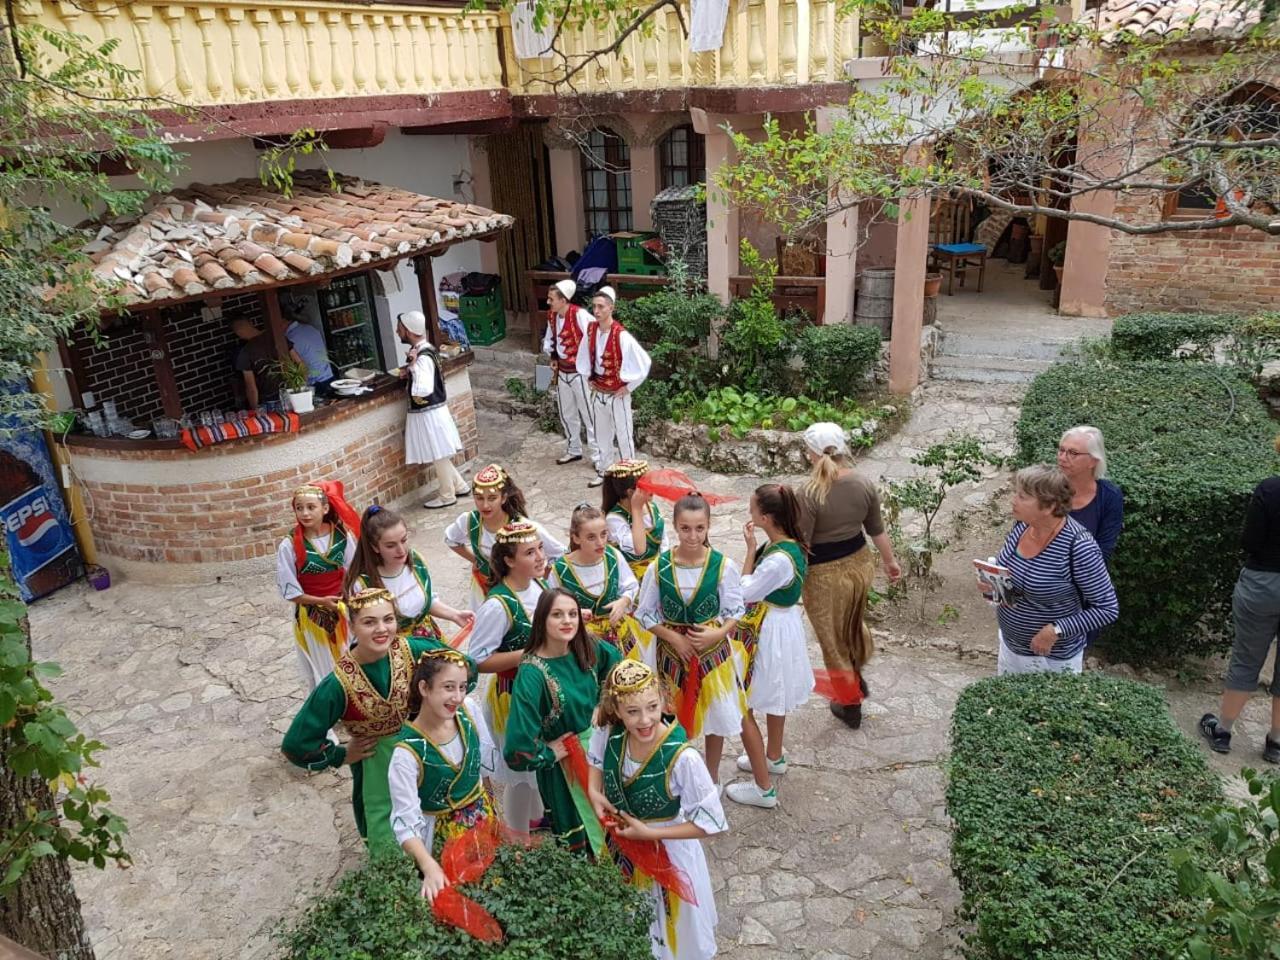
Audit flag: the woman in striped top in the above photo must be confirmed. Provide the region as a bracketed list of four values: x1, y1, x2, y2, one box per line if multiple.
[988, 465, 1118, 675]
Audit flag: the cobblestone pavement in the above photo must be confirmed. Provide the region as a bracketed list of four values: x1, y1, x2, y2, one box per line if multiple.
[23, 378, 1135, 959]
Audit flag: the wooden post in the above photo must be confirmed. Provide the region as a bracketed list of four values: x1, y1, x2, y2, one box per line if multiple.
[140, 309, 184, 418]
[414, 254, 443, 347]
[262, 288, 292, 359]
[56, 338, 88, 408]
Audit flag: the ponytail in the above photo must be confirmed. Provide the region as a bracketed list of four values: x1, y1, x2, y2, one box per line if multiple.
[501, 476, 529, 523]
[754, 483, 807, 552]
[802, 448, 846, 505]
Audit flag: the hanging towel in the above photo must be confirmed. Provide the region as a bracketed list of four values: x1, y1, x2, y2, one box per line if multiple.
[690, 0, 731, 53]
[512, 1, 556, 58]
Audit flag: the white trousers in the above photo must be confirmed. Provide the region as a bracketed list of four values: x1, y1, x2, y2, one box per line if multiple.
[591, 389, 636, 472]
[556, 372, 597, 464]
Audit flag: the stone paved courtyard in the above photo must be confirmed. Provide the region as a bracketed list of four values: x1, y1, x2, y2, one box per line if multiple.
[29, 377, 1271, 959]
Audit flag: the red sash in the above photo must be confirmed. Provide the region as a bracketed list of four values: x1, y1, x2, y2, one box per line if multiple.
[298, 566, 344, 597]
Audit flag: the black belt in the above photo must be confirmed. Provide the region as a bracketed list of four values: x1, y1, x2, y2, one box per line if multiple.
[809, 533, 866, 565]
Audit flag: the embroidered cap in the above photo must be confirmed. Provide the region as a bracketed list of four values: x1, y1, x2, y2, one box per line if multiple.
[419, 647, 469, 669]
[346, 587, 395, 611]
[293, 484, 327, 501]
[494, 520, 541, 545]
[604, 459, 649, 479]
[608, 659, 660, 696]
[473, 463, 508, 491]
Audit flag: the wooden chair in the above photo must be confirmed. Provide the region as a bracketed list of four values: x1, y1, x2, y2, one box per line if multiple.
[931, 242, 988, 295]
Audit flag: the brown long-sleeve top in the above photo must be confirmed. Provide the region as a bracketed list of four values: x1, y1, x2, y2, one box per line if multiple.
[797, 471, 885, 548]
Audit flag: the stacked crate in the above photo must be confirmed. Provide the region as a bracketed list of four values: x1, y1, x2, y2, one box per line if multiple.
[614, 232, 665, 276]
[650, 185, 707, 279]
[459, 288, 505, 346]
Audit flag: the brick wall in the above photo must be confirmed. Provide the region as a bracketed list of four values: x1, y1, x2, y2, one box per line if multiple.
[1104, 192, 1280, 316]
[71, 382, 478, 567]
[74, 320, 158, 422]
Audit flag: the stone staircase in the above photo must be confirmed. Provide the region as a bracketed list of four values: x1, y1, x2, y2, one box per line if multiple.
[930, 327, 1076, 384]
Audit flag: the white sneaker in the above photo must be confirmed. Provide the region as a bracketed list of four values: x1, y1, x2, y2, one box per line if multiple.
[726, 780, 778, 809]
[423, 496, 457, 510]
[736, 753, 787, 775]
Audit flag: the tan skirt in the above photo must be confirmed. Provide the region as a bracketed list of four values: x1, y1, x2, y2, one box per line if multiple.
[802, 547, 876, 675]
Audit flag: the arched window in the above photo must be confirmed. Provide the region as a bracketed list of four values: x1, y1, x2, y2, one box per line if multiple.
[659, 124, 706, 189]
[581, 127, 632, 236]
[1167, 84, 1280, 216]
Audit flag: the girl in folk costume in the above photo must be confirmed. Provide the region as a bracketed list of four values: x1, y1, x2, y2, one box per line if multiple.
[388, 647, 496, 899]
[550, 503, 653, 666]
[276, 481, 360, 691]
[394, 310, 471, 510]
[603, 459, 671, 582]
[445, 464, 566, 610]
[344, 504, 474, 643]
[725, 484, 814, 811]
[635, 495, 746, 785]
[504, 589, 621, 857]
[542, 278, 598, 469]
[469, 521, 549, 831]
[281, 589, 477, 853]
[588, 660, 727, 960]
[576, 286, 652, 488]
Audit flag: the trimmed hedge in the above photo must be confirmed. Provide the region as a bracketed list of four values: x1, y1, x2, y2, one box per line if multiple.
[795, 324, 883, 401]
[277, 843, 653, 959]
[948, 673, 1221, 960]
[1017, 360, 1279, 664]
[1110, 312, 1239, 361]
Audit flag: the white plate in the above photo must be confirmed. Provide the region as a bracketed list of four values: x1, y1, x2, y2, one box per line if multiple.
[330, 378, 362, 390]
[128, 429, 151, 439]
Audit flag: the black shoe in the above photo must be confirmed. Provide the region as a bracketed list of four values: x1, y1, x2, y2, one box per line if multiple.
[556, 454, 583, 465]
[1264, 736, 1280, 765]
[859, 675, 870, 699]
[829, 701, 863, 729]
[1199, 713, 1232, 754]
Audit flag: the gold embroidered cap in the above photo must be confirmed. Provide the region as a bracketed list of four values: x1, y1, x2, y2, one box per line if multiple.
[473, 464, 507, 491]
[607, 659, 659, 696]
[345, 588, 395, 611]
[494, 520, 541, 545]
[604, 459, 649, 479]
[293, 484, 327, 501]
[419, 647, 470, 669]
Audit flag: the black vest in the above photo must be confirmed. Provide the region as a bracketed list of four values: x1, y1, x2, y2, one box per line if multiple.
[408, 348, 447, 412]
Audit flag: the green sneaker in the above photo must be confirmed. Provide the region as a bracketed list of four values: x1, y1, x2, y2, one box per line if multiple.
[735, 753, 787, 775]
[725, 781, 778, 809]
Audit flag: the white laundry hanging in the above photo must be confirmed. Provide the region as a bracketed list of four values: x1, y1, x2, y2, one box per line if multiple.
[512, 0, 556, 58]
[689, 0, 731, 53]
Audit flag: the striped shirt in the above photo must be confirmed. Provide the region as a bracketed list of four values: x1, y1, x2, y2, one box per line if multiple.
[995, 518, 1118, 660]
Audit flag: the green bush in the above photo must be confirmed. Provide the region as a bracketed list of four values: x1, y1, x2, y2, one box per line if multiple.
[718, 241, 798, 394]
[948, 673, 1221, 960]
[1110, 312, 1239, 361]
[795, 324, 883, 401]
[277, 843, 653, 959]
[617, 260, 722, 396]
[1017, 360, 1279, 664]
[1226, 311, 1280, 377]
[673, 385, 886, 442]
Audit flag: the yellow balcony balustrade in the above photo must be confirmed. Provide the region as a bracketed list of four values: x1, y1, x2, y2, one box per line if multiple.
[503, 0, 861, 94]
[17, 1, 506, 107]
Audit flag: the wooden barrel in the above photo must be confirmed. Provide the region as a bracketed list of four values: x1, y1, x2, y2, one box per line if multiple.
[855, 268, 895, 338]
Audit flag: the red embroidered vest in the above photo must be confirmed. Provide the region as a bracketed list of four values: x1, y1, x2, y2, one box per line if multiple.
[550, 304, 585, 371]
[587, 320, 626, 393]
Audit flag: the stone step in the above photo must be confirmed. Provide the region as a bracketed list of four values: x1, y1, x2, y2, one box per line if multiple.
[939, 331, 1075, 362]
[930, 354, 1051, 384]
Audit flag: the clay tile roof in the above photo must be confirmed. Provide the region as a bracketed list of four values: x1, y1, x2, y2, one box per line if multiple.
[84, 172, 514, 306]
[1087, 0, 1268, 44]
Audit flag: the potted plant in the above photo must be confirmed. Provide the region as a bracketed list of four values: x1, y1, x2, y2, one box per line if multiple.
[1047, 241, 1067, 285]
[274, 356, 314, 414]
[924, 272, 942, 298]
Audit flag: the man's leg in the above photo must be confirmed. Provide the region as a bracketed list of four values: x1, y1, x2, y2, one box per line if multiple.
[555, 375, 583, 459]
[571, 375, 599, 469]
[614, 392, 636, 460]
[593, 391, 617, 471]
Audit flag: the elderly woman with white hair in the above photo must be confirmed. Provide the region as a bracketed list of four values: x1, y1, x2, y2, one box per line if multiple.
[1057, 425, 1124, 562]
[395, 311, 469, 509]
[797, 423, 901, 729]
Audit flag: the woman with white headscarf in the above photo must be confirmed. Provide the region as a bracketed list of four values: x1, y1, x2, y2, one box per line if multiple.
[395, 311, 469, 509]
[797, 423, 901, 729]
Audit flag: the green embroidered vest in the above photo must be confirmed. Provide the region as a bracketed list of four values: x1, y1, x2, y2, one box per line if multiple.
[602, 723, 686, 822]
[356, 550, 435, 634]
[552, 549, 621, 615]
[468, 512, 493, 581]
[300, 528, 346, 573]
[609, 503, 664, 563]
[656, 549, 725, 625]
[486, 580, 544, 653]
[394, 706, 484, 814]
[757, 540, 807, 607]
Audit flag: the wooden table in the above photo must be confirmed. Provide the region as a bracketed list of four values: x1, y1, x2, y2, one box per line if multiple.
[931, 243, 987, 295]
[525, 270, 671, 352]
[729, 275, 826, 324]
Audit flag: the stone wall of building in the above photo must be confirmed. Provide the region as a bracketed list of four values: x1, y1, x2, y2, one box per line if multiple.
[67, 371, 477, 581]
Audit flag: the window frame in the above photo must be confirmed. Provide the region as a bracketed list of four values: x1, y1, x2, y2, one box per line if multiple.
[580, 127, 633, 237]
[658, 124, 707, 190]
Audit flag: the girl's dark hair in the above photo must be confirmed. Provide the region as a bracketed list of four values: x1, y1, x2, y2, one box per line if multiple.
[343, 504, 407, 595]
[489, 539, 523, 586]
[407, 655, 469, 715]
[569, 503, 604, 551]
[527, 587, 596, 672]
[500, 475, 528, 522]
[673, 493, 711, 547]
[601, 474, 637, 513]
[753, 483, 808, 552]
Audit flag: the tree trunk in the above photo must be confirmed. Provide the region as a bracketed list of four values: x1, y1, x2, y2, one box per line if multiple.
[0, 613, 95, 960]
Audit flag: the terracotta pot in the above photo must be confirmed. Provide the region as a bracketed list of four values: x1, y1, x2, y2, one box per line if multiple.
[923, 273, 942, 298]
[1053, 265, 1064, 285]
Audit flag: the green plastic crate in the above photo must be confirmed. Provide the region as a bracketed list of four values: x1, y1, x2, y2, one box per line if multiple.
[464, 311, 505, 346]
[459, 288, 502, 317]
[617, 260, 666, 277]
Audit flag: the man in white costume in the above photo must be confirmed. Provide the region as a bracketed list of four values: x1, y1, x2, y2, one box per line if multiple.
[542, 279, 597, 468]
[576, 286, 652, 488]
[395, 310, 470, 509]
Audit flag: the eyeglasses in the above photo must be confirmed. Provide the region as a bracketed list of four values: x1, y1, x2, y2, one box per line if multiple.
[1057, 447, 1090, 459]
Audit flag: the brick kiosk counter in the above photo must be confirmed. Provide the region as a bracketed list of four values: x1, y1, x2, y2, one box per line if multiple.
[63, 358, 477, 584]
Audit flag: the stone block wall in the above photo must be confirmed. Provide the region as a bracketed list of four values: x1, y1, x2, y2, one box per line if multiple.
[67, 372, 477, 581]
[1104, 195, 1280, 316]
